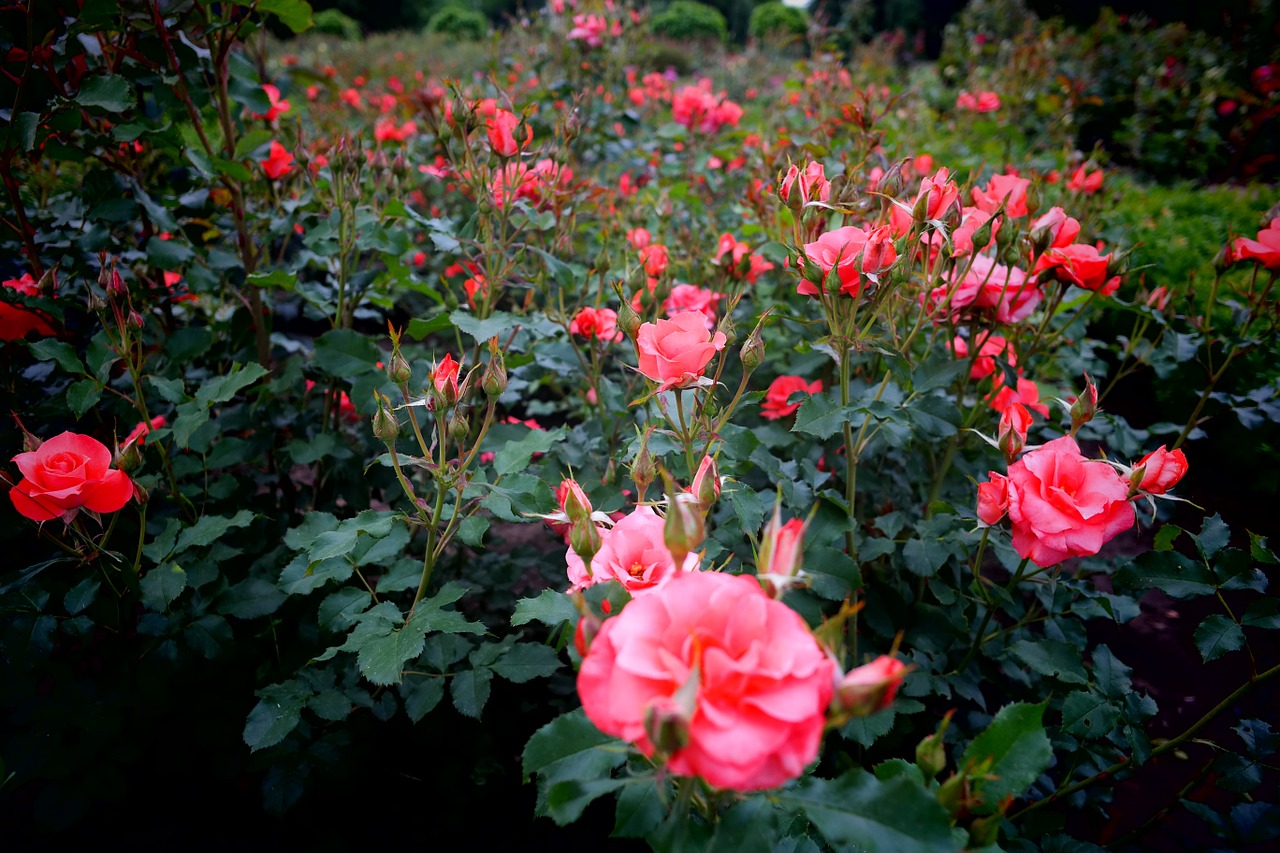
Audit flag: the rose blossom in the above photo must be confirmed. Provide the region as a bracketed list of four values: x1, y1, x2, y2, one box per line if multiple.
[662, 284, 722, 329]
[927, 253, 1043, 323]
[485, 108, 531, 157]
[1, 273, 55, 340]
[1005, 435, 1135, 568]
[635, 313, 727, 391]
[976, 472, 1009, 526]
[989, 375, 1050, 418]
[260, 140, 293, 179]
[1030, 207, 1081, 251]
[1132, 446, 1188, 495]
[1067, 165, 1104, 195]
[122, 415, 167, 448]
[577, 571, 835, 791]
[972, 173, 1031, 218]
[799, 225, 886, 296]
[834, 655, 906, 716]
[566, 505, 698, 593]
[570, 306, 620, 342]
[778, 161, 831, 208]
[1231, 219, 1280, 269]
[1034, 244, 1118, 295]
[10, 431, 135, 522]
[761, 375, 823, 420]
[254, 84, 291, 122]
[915, 168, 960, 222]
[951, 333, 1015, 381]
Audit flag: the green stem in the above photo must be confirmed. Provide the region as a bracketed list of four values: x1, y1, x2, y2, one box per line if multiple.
[956, 555, 1030, 674]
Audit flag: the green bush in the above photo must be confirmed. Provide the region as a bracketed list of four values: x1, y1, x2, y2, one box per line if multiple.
[313, 8, 362, 40]
[650, 1, 728, 44]
[425, 5, 488, 41]
[748, 2, 807, 40]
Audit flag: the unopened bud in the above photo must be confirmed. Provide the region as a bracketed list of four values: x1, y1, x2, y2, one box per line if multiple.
[968, 814, 1003, 849]
[574, 613, 602, 657]
[371, 395, 400, 444]
[644, 697, 691, 756]
[115, 441, 143, 474]
[942, 197, 964, 231]
[1214, 243, 1235, 272]
[915, 711, 953, 780]
[108, 269, 127, 298]
[690, 455, 720, 510]
[739, 311, 769, 374]
[663, 491, 705, 567]
[835, 655, 906, 717]
[449, 410, 469, 442]
[97, 264, 113, 290]
[630, 429, 658, 500]
[127, 309, 144, 330]
[568, 516, 603, 565]
[877, 159, 907, 198]
[971, 217, 995, 254]
[616, 291, 642, 341]
[560, 478, 593, 525]
[481, 343, 507, 399]
[387, 352, 412, 385]
[935, 772, 967, 814]
[1069, 374, 1098, 433]
[715, 313, 736, 348]
[87, 291, 107, 313]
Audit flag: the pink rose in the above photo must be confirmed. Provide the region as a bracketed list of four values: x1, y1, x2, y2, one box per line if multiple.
[951, 332, 1015, 380]
[577, 571, 835, 791]
[1133, 446, 1188, 495]
[635, 313, 727, 391]
[989, 375, 1050, 418]
[10, 431, 135, 522]
[638, 243, 669, 277]
[570, 306, 620, 342]
[1231, 219, 1280, 269]
[566, 505, 698, 594]
[1030, 207, 1081, 251]
[927, 254, 1043, 324]
[1005, 436, 1135, 567]
[663, 283, 722, 329]
[485, 108, 531, 158]
[260, 140, 293, 179]
[976, 472, 1009, 526]
[761, 375, 823, 420]
[834, 655, 906, 716]
[254, 84, 291, 122]
[972, 173, 1030, 218]
[1067, 165, 1103, 194]
[915, 167, 960, 222]
[779, 161, 831, 208]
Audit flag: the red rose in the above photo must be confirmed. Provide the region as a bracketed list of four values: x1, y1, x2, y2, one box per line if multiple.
[10, 431, 135, 522]
[1, 273, 56, 341]
[1133, 445, 1188, 495]
[1005, 436, 1135, 567]
[1034, 244, 1118, 294]
[761, 375, 823, 420]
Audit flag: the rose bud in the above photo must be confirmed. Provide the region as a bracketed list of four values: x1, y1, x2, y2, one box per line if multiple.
[449, 410, 469, 442]
[859, 225, 897, 277]
[976, 472, 1009, 527]
[757, 508, 805, 598]
[663, 490, 705, 568]
[835, 655, 906, 717]
[387, 351, 412, 385]
[630, 428, 658, 501]
[481, 343, 507, 399]
[1131, 445, 1188, 496]
[371, 393, 400, 444]
[643, 696, 692, 757]
[568, 515, 603, 565]
[431, 353, 460, 408]
[690, 455, 720, 510]
[877, 158, 907, 198]
[574, 612, 602, 657]
[559, 478, 593, 525]
[915, 710, 953, 780]
[1069, 374, 1098, 434]
[998, 403, 1032, 462]
[615, 288, 642, 341]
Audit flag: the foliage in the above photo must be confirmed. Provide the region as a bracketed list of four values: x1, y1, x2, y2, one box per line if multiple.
[312, 8, 363, 40]
[748, 2, 807, 40]
[650, 1, 729, 44]
[1, 1, 1278, 849]
[424, 4, 489, 41]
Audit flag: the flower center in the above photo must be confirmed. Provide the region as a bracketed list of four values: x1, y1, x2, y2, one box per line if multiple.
[628, 561, 646, 578]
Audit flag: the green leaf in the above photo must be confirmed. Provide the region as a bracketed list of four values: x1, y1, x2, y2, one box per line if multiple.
[246, 269, 297, 290]
[792, 392, 849, 440]
[140, 563, 187, 611]
[1115, 551, 1217, 598]
[512, 589, 577, 628]
[170, 401, 209, 450]
[1242, 599, 1280, 630]
[66, 379, 103, 419]
[313, 329, 380, 378]
[28, 339, 85, 375]
[613, 780, 666, 838]
[64, 577, 101, 615]
[184, 613, 232, 658]
[727, 485, 767, 539]
[457, 515, 489, 547]
[1194, 614, 1245, 663]
[1090, 645, 1132, 698]
[449, 308, 517, 343]
[450, 668, 492, 718]
[402, 676, 445, 723]
[543, 778, 627, 826]
[220, 577, 286, 619]
[523, 709, 627, 822]
[243, 680, 310, 751]
[257, 0, 314, 33]
[493, 427, 565, 476]
[491, 643, 562, 683]
[406, 313, 453, 340]
[1153, 524, 1182, 551]
[147, 376, 185, 404]
[911, 356, 964, 393]
[901, 537, 950, 578]
[1194, 514, 1231, 560]
[13, 111, 38, 152]
[76, 74, 133, 112]
[1009, 639, 1088, 684]
[1060, 691, 1120, 738]
[234, 127, 274, 160]
[960, 701, 1053, 809]
[779, 769, 954, 853]
[284, 512, 339, 550]
[317, 588, 371, 633]
[195, 362, 269, 406]
[1248, 532, 1279, 565]
[174, 509, 255, 555]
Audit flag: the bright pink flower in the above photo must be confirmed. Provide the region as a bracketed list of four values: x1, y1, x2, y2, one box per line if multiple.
[1030, 207, 1081, 250]
[570, 306, 620, 342]
[0, 273, 55, 340]
[255, 84, 291, 122]
[122, 416, 167, 449]
[779, 161, 831, 208]
[951, 332, 1016, 381]
[566, 505, 698, 594]
[1231, 219, 1280, 269]
[485, 109, 531, 157]
[1034, 244, 1117, 294]
[568, 13, 610, 47]
[976, 472, 1009, 526]
[577, 571, 834, 791]
[1005, 436, 1135, 567]
[1066, 165, 1104, 195]
[926, 254, 1043, 323]
[635, 313, 727, 391]
[10, 431, 135, 522]
[761, 375, 823, 420]
[432, 354, 460, 404]
[374, 118, 417, 142]
[915, 167, 960, 222]
[989, 376, 1049, 418]
[1133, 446, 1188, 495]
[835, 655, 906, 716]
[972, 173, 1031, 218]
[639, 243, 670, 277]
[626, 227, 652, 250]
[663, 284, 722, 329]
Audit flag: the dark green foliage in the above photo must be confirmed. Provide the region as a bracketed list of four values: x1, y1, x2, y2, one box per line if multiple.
[425, 4, 488, 41]
[748, 2, 807, 40]
[651, 1, 729, 44]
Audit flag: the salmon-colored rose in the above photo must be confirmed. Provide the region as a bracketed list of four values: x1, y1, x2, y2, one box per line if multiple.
[566, 505, 698, 594]
[1132, 446, 1188, 495]
[1034, 244, 1118, 295]
[1231, 219, 1280, 269]
[10, 431, 135, 522]
[635, 313, 726, 391]
[1005, 436, 1135, 567]
[577, 571, 835, 791]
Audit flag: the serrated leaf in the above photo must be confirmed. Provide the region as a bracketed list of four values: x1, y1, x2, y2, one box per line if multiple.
[512, 589, 577, 628]
[184, 613, 232, 658]
[1060, 690, 1120, 738]
[140, 563, 187, 611]
[243, 680, 310, 751]
[76, 74, 133, 112]
[220, 577, 285, 619]
[491, 643, 562, 683]
[901, 537, 950, 577]
[779, 769, 954, 853]
[66, 380, 102, 419]
[146, 235, 193, 269]
[402, 676, 445, 723]
[1248, 532, 1279, 565]
[1194, 514, 1231, 560]
[493, 427, 565, 476]
[1090, 645, 1132, 698]
[1242, 599, 1280, 630]
[63, 577, 101, 615]
[1193, 614, 1244, 663]
[960, 701, 1052, 809]
[258, 0, 314, 33]
[792, 392, 850, 440]
[28, 339, 85, 375]
[318, 588, 371, 633]
[613, 780, 666, 838]
[450, 667, 492, 718]
[1009, 639, 1088, 684]
[1153, 524, 1182, 551]
[174, 509, 255, 555]
[523, 708, 620, 779]
[284, 512, 339, 550]
[543, 778, 627, 826]
[1115, 551, 1216, 598]
[195, 362, 269, 407]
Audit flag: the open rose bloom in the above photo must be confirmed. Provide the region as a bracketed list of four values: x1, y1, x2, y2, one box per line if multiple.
[577, 571, 835, 791]
[635, 313, 727, 391]
[10, 431, 135, 522]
